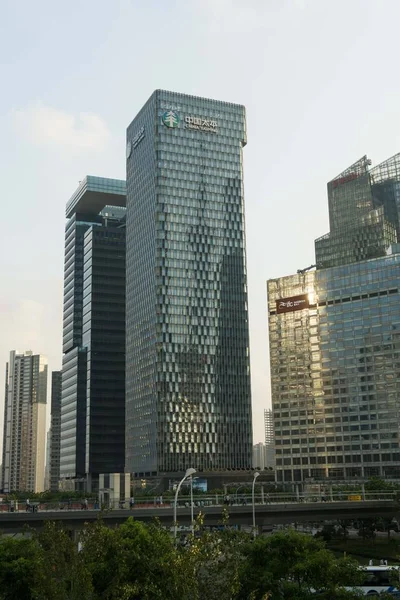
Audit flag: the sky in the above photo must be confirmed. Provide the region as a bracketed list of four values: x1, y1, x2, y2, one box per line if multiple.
[1, 0, 400, 448]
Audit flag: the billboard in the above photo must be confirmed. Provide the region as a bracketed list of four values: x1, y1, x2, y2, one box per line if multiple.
[276, 294, 309, 314]
[192, 478, 207, 493]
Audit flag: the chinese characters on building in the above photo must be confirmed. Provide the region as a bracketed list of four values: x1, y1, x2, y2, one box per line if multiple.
[132, 126, 145, 149]
[184, 115, 218, 133]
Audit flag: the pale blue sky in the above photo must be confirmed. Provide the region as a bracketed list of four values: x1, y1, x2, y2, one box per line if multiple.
[1, 0, 400, 446]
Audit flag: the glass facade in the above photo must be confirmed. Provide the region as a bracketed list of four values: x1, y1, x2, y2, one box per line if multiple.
[61, 211, 99, 478]
[60, 178, 126, 485]
[126, 90, 252, 475]
[315, 154, 400, 268]
[269, 152, 400, 484]
[268, 256, 400, 482]
[82, 219, 126, 477]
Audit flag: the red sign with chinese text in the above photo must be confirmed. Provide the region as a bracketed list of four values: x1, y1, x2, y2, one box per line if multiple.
[331, 172, 358, 189]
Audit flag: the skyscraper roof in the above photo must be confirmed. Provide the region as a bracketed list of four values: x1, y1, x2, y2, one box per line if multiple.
[66, 176, 126, 218]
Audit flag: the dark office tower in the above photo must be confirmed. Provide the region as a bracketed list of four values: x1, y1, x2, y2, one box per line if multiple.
[49, 371, 62, 491]
[60, 177, 126, 490]
[268, 152, 400, 484]
[125, 90, 253, 475]
[82, 216, 126, 483]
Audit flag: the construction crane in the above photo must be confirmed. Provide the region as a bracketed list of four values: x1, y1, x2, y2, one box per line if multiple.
[297, 264, 316, 275]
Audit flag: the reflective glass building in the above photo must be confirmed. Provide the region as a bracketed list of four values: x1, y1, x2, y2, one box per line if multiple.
[60, 177, 126, 488]
[315, 154, 400, 268]
[268, 153, 400, 483]
[126, 90, 252, 475]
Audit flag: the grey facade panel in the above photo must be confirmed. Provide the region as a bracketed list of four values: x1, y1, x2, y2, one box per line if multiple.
[60, 347, 87, 478]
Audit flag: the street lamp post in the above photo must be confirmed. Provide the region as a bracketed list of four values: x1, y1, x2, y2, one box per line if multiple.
[189, 475, 194, 536]
[173, 467, 196, 541]
[234, 485, 244, 505]
[252, 471, 260, 538]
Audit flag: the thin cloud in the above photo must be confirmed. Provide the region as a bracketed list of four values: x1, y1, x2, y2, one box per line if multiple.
[12, 104, 110, 150]
[198, 0, 268, 33]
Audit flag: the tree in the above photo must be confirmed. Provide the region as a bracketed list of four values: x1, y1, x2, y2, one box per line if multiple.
[236, 530, 364, 600]
[0, 536, 45, 600]
[0, 519, 371, 600]
[315, 523, 337, 542]
[357, 519, 376, 541]
[0, 523, 92, 600]
[337, 519, 352, 541]
[80, 517, 196, 600]
[364, 477, 394, 493]
[190, 527, 248, 600]
[36, 522, 92, 600]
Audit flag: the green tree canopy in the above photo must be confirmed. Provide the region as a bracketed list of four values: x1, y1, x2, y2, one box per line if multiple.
[237, 530, 364, 600]
[0, 520, 369, 600]
[80, 517, 197, 600]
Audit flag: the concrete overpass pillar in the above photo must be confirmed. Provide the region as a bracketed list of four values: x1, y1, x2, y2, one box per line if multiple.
[329, 486, 333, 502]
[295, 485, 300, 501]
[362, 483, 366, 502]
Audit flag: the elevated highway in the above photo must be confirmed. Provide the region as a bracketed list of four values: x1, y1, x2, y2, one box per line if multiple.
[0, 500, 397, 534]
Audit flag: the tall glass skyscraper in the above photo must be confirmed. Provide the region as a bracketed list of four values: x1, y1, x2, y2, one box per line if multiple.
[126, 90, 252, 475]
[268, 153, 400, 483]
[60, 177, 126, 489]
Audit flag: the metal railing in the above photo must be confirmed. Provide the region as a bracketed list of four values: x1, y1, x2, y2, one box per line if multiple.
[0, 491, 396, 513]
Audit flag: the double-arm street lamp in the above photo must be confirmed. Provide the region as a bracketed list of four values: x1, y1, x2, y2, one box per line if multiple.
[252, 471, 260, 538]
[173, 467, 196, 541]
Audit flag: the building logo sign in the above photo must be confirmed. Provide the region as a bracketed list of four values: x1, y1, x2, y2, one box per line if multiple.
[184, 115, 218, 133]
[162, 110, 180, 128]
[161, 109, 218, 133]
[127, 126, 146, 158]
[132, 125, 145, 148]
[276, 294, 309, 314]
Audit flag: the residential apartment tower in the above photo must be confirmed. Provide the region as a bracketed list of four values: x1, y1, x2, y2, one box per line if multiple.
[1, 351, 47, 493]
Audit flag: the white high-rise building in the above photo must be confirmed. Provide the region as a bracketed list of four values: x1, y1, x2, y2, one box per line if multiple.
[253, 442, 267, 470]
[264, 409, 276, 469]
[1, 351, 47, 493]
